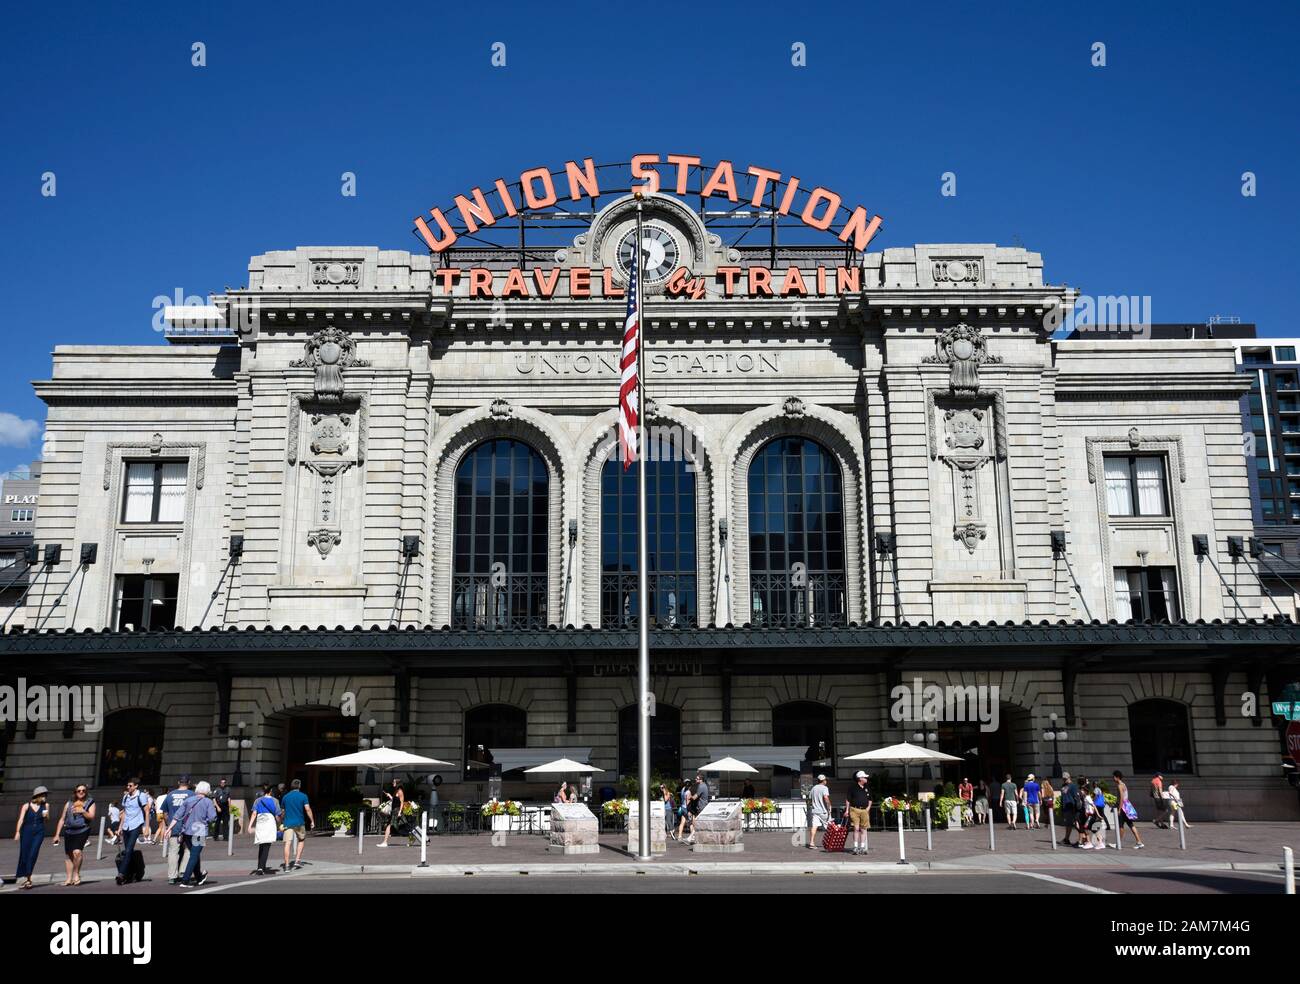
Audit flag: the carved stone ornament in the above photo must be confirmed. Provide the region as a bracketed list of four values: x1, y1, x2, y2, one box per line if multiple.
[309, 413, 351, 456]
[782, 396, 806, 419]
[290, 327, 369, 402]
[944, 408, 985, 451]
[923, 323, 1001, 397]
[489, 398, 514, 421]
[1128, 426, 1142, 448]
[954, 521, 987, 554]
[306, 529, 342, 558]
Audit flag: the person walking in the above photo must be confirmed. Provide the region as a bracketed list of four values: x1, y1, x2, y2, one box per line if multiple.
[1040, 776, 1055, 825]
[1022, 773, 1041, 828]
[1150, 772, 1168, 828]
[958, 777, 974, 806]
[212, 778, 231, 840]
[159, 774, 194, 885]
[170, 781, 217, 887]
[845, 770, 872, 854]
[106, 798, 121, 845]
[685, 772, 710, 846]
[114, 779, 152, 886]
[999, 774, 1019, 829]
[52, 783, 96, 886]
[973, 779, 990, 825]
[13, 786, 50, 890]
[280, 779, 314, 871]
[675, 777, 693, 843]
[378, 778, 405, 847]
[1111, 771, 1144, 849]
[806, 773, 831, 850]
[1058, 772, 1079, 846]
[249, 784, 282, 875]
[1166, 779, 1191, 827]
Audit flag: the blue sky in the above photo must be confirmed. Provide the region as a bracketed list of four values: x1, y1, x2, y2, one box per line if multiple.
[1, 1, 1296, 476]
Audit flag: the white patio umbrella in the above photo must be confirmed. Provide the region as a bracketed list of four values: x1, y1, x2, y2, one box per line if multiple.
[307, 748, 454, 798]
[842, 742, 963, 799]
[697, 755, 759, 798]
[525, 757, 601, 804]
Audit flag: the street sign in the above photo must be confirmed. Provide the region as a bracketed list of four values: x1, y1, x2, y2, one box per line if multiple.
[1286, 721, 1300, 763]
[1272, 702, 1300, 721]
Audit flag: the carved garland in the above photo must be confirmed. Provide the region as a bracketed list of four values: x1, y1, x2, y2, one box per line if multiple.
[103, 435, 206, 490]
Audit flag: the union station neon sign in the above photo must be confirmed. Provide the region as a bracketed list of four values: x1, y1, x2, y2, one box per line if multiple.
[412, 156, 885, 300]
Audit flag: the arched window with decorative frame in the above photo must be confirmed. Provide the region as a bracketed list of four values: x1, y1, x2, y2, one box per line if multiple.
[451, 439, 549, 629]
[747, 437, 846, 627]
[1128, 698, 1195, 774]
[772, 700, 835, 771]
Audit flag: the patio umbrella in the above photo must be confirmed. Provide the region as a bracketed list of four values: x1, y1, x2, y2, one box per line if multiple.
[697, 755, 759, 798]
[307, 748, 454, 800]
[524, 757, 601, 803]
[842, 742, 962, 799]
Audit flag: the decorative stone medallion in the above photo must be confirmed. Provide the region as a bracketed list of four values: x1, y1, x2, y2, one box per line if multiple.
[290, 327, 369, 402]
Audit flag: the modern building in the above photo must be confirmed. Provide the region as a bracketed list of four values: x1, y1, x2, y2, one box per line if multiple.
[1, 171, 1297, 819]
[0, 460, 40, 789]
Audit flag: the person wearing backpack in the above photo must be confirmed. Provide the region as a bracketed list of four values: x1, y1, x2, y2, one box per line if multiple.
[1058, 772, 1080, 846]
[114, 779, 152, 885]
[52, 782, 96, 886]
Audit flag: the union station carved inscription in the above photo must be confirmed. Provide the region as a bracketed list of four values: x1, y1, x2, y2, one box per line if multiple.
[513, 350, 780, 376]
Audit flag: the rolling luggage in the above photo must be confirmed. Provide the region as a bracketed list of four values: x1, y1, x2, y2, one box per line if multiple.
[116, 848, 146, 883]
[822, 820, 848, 853]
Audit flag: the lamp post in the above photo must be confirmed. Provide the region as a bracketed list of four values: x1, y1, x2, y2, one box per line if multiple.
[358, 718, 383, 786]
[1043, 713, 1068, 780]
[227, 721, 251, 787]
[913, 729, 938, 781]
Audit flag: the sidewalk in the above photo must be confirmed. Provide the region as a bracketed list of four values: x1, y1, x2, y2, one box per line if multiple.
[2, 822, 1294, 888]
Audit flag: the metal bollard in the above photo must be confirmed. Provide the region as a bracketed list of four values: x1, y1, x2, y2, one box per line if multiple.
[419, 810, 429, 867]
[1177, 806, 1186, 851]
[357, 809, 365, 856]
[925, 806, 932, 851]
[95, 816, 106, 861]
[896, 809, 906, 864]
[1049, 806, 1056, 850]
[988, 812, 995, 851]
[1285, 846, 1295, 895]
[227, 818, 235, 856]
[1111, 807, 1121, 850]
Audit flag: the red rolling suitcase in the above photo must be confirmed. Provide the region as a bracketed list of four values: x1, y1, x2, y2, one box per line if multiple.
[822, 820, 848, 853]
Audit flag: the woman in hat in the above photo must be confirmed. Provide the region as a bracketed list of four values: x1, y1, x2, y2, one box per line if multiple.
[52, 782, 96, 886]
[13, 786, 51, 889]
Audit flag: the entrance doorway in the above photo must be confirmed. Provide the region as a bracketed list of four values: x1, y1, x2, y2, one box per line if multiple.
[934, 702, 1031, 792]
[283, 711, 358, 804]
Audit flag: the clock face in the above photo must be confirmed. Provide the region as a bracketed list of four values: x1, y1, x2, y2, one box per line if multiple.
[617, 224, 680, 284]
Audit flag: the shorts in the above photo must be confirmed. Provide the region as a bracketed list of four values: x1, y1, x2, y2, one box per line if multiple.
[284, 825, 307, 845]
[848, 806, 871, 830]
[1114, 808, 1135, 829]
[63, 830, 90, 854]
[808, 812, 828, 830]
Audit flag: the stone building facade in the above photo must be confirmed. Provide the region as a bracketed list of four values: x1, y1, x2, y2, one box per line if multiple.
[2, 193, 1297, 818]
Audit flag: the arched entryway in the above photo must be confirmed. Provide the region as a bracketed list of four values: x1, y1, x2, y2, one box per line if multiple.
[278, 708, 359, 804]
[99, 709, 165, 787]
[934, 702, 1034, 791]
[772, 700, 835, 770]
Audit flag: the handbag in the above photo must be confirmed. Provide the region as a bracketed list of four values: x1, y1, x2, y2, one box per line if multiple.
[379, 800, 393, 816]
[1122, 800, 1138, 821]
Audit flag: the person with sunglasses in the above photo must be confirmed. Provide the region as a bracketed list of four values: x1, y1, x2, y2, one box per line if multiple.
[52, 783, 96, 886]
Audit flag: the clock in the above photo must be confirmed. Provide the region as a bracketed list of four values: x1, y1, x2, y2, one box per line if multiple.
[616, 223, 681, 285]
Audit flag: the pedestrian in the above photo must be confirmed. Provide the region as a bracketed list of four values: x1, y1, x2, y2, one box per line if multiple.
[973, 779, 990, 825]
[806, 773, 831, 850]
[106, 799, 121, 845]
[741, 778, 757, 800]
[171, 780, 217, 887]
[845, 770, 872, 854]
[675, 777, 693, 842]
[660, 784, 676, 839]
[1058, 772, 1079, 846]
[1150, 772, 1168, 828]
[958, 776, 974, 805]
[213, 778, 231, 840]
[1079, 784, 1105, 849]
[281, 778, 314, 871]
[52, 783, 96, 886]
[379, 778, 405, 847]
[249, 784, 281, 875]
[552, 780, 569, 804]
[1040, 776, 1055, 823]
[114, 779, 152, 886]
[1166, 779, 1190, 827]
[685, 772, 710, 846]
[13, 786, 50, 890]
[1111, 771, 1144, 849]
[146, 788, 166, 845]
[999, 773, 1019, 829]
[159, 774, 194, 885]
[1022, 773, 1041, 828]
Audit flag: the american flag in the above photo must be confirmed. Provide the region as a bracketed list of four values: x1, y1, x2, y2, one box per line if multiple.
[618, 255, 640, 468]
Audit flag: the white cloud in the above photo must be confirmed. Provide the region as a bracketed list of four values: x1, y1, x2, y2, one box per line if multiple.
[0, 464, 32, 481]
[0, 413, 40, 448]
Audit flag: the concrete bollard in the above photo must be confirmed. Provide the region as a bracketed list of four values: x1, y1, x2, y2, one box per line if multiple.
[95, 816, 106, 861]
[1177, 806, 1186, 851]
[988, 812, 995, 851]
[419, 810, 429, 867]
[896, 809, 906, 865]
[925, 806, 932, 852]
[1284, 846, 1295, 895]
[357, 809, 365, 856]
[1048, 806, 1056, 850]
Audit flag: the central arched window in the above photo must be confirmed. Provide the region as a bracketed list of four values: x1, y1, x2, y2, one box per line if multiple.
[600, 456, 697, 627]
[772, 700, 835, 772]
[464, 704, 527, 780]
[747, 437, 846, 627]
[1129, 699, 1195, 774]
[452, 439, 548, 629]
[99, 709, 165, 786]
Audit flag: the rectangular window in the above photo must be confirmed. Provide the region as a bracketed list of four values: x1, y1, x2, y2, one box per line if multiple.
[9, 508, 33, 522]
[1277, 346, 1297, 362]
[1103, 455, 1168, 517]
[121, 461, 187, 523]
[0, 553, 16, 569]
[1261, 542, 1284, 559]
[114, 574, 179, 631]
[1113, 567, 1180, 621]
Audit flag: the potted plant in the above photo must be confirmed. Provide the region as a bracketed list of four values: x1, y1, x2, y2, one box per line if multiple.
[480, 799, 522, 830]
[328, 809, 353, 836]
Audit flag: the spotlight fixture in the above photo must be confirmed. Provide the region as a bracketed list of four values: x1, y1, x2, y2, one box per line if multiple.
[874, 532, 895, 556]
[401, 534, 420, 559]
[79, 543, 98, 566]
[42, 543, 62, 566]
[1192, 534, 1210, 558]
[1227, 536, 1244, 560]
[229, 534, 244, 559]
[1050, 530, 1066, 558]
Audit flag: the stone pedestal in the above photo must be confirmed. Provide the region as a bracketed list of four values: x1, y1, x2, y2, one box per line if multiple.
[549, 803, 599, 855]
[626, 800, 667, 854]
[691, 800, 744, 853]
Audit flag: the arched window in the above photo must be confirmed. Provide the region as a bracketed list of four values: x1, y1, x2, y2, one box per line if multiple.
[452, 439, 548, 629]
[463, 704, 527, 780]
[600, 456, 697, 627]
[99, 709, 165, 786]
[618, 703, 682, 777]
[1128, 699, 1195, 774]
[748, 437, 846, 627]
[772, 700, 835, 771]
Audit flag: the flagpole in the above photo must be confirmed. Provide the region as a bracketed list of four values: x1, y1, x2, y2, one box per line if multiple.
[634, 191, 652, 861]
